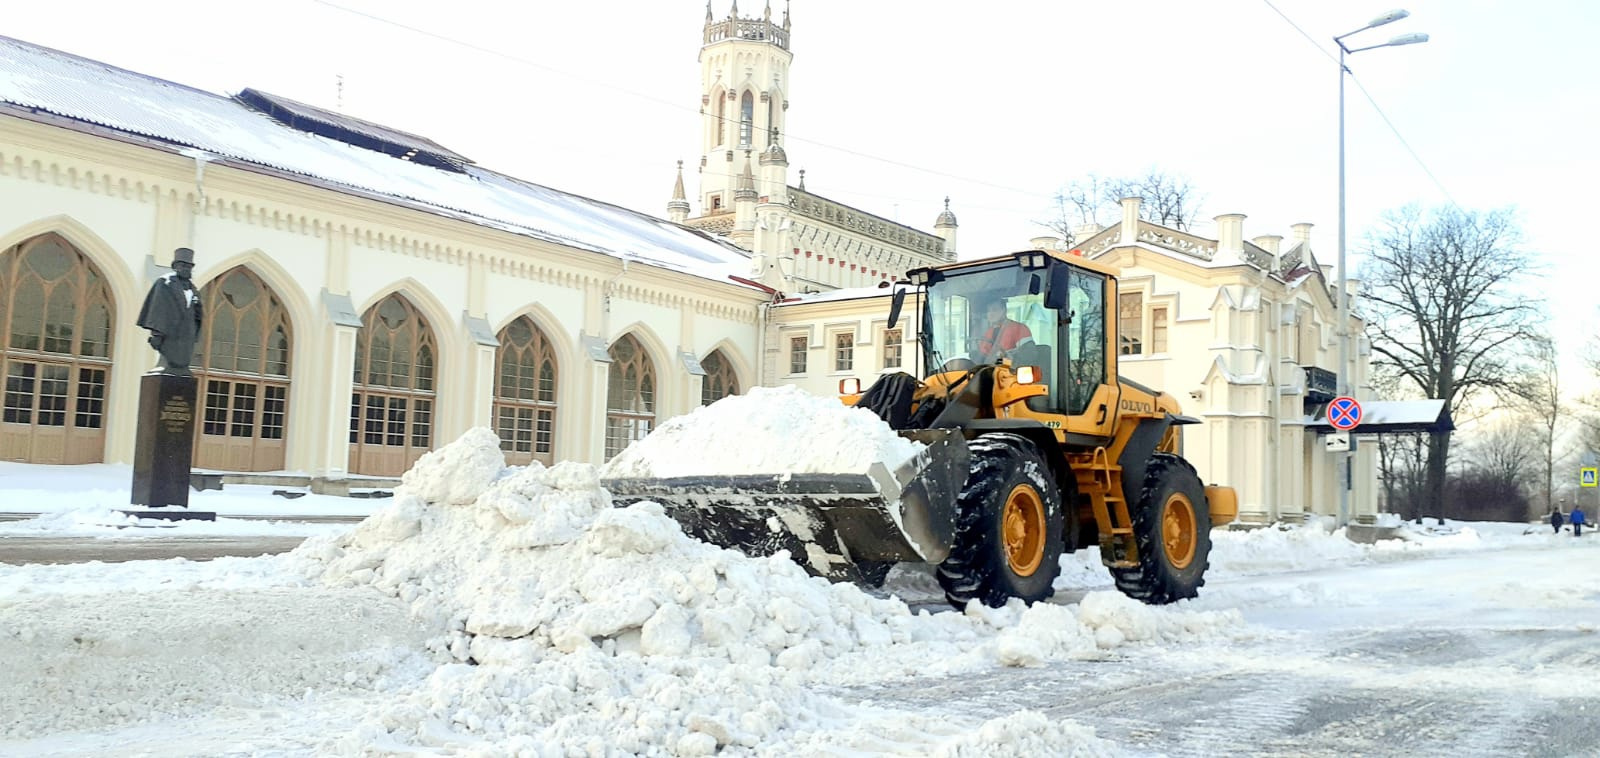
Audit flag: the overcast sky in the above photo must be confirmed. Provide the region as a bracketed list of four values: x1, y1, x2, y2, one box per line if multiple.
[8, 0, 1598, 395]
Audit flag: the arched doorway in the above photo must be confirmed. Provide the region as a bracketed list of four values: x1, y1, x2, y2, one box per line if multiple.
[0, 233, 114, 464]
[192, 266, 292, 471]
[700, 348, 739, 406]
[493, 315, 558, 466]
[604, 334, 655, 460]
[348, 293, 437, 476]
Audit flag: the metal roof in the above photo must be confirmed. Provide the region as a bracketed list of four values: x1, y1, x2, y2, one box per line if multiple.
[0, 35, 758, 287]
[235, 87, 473, 169]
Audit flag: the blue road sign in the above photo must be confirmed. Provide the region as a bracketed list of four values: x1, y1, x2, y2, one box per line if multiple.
[1328, 396, 1362, 431]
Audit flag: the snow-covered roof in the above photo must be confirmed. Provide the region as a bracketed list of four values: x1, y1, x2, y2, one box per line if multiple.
[774, 283, 909, 307]
[1306, 399, 1454, 434]
[0, 35, 759, 288]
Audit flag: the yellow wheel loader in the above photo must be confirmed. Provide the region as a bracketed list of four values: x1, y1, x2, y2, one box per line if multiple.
[605, 249, 1238, 608]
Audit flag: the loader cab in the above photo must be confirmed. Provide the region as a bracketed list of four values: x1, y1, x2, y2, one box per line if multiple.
[909, 250, 1113, 424]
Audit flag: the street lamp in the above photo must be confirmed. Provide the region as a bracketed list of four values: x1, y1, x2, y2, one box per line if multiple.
[1334, 10, 1427, 527]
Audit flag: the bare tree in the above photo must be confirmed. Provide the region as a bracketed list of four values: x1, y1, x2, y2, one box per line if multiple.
[1459, 419, 1542, 519]
[1038, 169, 1203, 238]
[1510, 335, 1562, 514]
[1102, 171, 1202, 230]
[1361, 205, 1543, 523]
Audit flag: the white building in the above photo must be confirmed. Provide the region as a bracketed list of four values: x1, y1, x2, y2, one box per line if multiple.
[0, 4, 960, 488]
[0, 34, 769, 484]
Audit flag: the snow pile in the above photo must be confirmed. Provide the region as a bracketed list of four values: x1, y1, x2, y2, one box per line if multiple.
[1207, 523, 1373, 577]
[602, 384, 925, 477]
[293, 428, 1242, 753]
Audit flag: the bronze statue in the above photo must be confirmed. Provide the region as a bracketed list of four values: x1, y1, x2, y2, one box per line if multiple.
[137, 247, 203, 374]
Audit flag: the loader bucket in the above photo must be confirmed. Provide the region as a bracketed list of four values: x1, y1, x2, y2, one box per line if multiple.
[602, 429, 970, 582]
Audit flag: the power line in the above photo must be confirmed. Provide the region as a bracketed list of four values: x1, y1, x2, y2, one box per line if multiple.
[1259, 0, 1459, 207]
[311, 0, 1055, 201]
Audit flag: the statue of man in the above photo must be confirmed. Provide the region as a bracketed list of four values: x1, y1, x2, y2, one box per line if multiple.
[137, 247, 203, 374]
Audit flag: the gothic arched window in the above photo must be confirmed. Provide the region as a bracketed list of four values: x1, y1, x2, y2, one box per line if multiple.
[604, 334, 655, 459]
[713, 90, 727, 147]
[739, 91, 754, 147]
[193, 266, 293, 471]
[494, 315, 558, 466]
[0, 233, 114, 464]
[349, 293, 437, 476]
[700, 349, 739, 406]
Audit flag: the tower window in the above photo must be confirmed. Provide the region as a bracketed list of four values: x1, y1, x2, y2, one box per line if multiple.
[739, 92, 754, 147]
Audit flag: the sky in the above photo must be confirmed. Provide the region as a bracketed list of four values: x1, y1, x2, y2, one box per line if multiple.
[6, 0, 1598, 394]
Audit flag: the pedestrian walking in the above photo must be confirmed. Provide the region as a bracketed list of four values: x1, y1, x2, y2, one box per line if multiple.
[1550, 507, 1565, 534]
[1571, 505, 1586, 537]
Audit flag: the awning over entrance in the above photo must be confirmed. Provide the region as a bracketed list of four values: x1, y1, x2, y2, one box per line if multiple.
[1304, 400, 1455, 435]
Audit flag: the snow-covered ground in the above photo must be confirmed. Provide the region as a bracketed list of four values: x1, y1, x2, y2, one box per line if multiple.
[2, 397, 1597, 755]
[0, 460, 379, 538]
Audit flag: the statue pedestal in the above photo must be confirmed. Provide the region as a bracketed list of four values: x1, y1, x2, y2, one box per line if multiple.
[130, 372, 199, 510]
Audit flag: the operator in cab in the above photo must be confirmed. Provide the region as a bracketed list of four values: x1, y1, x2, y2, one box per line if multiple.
[974, 298, 1033, 363]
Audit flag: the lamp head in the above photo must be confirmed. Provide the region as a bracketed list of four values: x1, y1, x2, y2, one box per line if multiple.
[1367, 9, 1410, 29]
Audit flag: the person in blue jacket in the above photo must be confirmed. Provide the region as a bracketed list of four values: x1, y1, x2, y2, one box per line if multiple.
[1571, 505, 1586, 537]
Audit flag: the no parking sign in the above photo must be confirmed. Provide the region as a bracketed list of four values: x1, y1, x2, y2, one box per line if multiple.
[1328, 396, 1362, 431]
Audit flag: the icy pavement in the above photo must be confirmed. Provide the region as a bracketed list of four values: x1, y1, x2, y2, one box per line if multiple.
[854, 546, 1600, 757]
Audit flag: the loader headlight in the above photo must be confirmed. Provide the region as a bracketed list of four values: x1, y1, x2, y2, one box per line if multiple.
[839, 378, 862, 395]
[1019, 251, 1049, 270]
[1016, 366, 1041, 384]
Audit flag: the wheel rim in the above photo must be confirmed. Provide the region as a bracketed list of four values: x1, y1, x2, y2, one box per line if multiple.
[1162, 492, 1198, 570]
[1002, 484, 1046, 577]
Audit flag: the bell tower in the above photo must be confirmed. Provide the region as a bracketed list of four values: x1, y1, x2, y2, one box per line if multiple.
[696, 1, 792, 217]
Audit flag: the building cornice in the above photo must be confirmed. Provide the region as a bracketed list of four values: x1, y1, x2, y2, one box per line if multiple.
[0, 112, 764, 321]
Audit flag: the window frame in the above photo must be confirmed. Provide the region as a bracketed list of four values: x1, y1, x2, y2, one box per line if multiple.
[787, 334, 808, 376]
[833, 331, 855, 373]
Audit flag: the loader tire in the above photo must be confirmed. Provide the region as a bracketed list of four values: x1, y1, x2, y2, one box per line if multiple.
[936, 434, 1063, 609]
[1111, 453, 1212, 605]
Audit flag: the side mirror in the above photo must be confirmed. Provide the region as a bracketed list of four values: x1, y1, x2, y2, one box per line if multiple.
[887, 286, 907, 330]
[1043, 263, 1070, 310]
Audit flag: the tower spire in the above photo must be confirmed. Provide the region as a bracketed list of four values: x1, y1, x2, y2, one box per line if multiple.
[667, 160, 690, 222]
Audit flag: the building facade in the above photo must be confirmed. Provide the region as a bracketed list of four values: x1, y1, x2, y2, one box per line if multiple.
[0, 35, 768, 484]
[1079, 198, 1378, 523]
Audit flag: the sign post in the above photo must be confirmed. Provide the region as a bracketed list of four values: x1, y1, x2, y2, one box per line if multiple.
[1328, 396, 1363, 527]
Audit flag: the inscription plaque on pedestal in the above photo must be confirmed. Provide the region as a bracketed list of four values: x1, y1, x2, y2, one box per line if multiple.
[130, 373, 197, 508]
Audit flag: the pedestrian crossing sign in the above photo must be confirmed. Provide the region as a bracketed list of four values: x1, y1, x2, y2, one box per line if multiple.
[1583, 467, 1599, 488]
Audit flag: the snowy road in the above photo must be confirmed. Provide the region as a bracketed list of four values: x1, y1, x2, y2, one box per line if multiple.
[854, 547, 1600, 757]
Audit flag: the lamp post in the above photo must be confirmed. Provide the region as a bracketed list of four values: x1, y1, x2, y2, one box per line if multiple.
[1334, 11, 1427, 527]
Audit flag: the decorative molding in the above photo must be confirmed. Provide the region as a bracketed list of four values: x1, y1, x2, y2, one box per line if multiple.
[1241, 246, 1273, 270]
[788, 188, 944, 258]
[1083, 228, 1122, 256]
[2, 130, 762, 329]
[1136, 222, 1216, 261]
